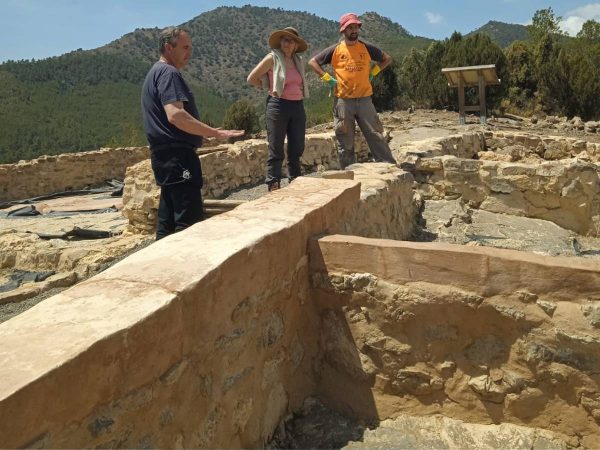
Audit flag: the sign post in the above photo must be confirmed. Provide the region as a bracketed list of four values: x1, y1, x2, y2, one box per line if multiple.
[442, 64, 500, 125]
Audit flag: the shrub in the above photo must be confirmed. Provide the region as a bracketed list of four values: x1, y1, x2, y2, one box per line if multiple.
[223, 99, 260, 136]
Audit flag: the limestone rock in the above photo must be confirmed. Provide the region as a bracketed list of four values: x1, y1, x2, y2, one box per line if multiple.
[572, 116, 585, 130]
[581, 392, 600, 423]
[537, 300, 557, 316]
[322, 310, 374, 382]
[343, 414, 568, 449]
[468, 371, 524, 403]
[584, 121, 599, 133]
[391, 367, 444, 395]
[582, 302, 600, 328]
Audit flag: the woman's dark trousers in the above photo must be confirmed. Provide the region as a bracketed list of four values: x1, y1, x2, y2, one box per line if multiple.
[265, 96, 306, 186]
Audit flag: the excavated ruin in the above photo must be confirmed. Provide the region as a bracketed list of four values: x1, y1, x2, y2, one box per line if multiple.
[1, 110, 600, 448]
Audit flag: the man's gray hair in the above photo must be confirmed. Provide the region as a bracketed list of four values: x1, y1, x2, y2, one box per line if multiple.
[159, 27, 190, 54]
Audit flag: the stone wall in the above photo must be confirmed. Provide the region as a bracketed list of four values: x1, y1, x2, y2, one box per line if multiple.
[342, 163, 416, 241]
[122, 161, 416, 239]
[201, 133, 362, 199]
[2, 160, 597, 447]
[391, 131, 485, 163]
[0, 147, 149, 202]
[393, 130, 600, 236]
[0, 178, 361, 449]
[310, 235, 600, 448]
[414, 156, 600, 236]
[483, 131, 600, 162]
[122, 134, 371, 234]
[0, 131, 366, 205]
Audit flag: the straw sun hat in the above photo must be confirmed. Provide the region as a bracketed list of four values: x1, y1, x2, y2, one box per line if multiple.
[268, 27, 307, 53]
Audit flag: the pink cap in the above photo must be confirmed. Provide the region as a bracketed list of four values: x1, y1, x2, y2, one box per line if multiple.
[339, 13, 362, 32]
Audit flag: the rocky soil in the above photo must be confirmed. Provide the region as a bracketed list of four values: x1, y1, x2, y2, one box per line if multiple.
[267, 397, 569, 449]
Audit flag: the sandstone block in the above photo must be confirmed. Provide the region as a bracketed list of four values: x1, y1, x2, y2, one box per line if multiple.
[322, 170, 354, 180]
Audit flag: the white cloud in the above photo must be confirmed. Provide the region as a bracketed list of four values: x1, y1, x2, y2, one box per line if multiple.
[560, 3, 600, 35]
[425, 12, 444, 25]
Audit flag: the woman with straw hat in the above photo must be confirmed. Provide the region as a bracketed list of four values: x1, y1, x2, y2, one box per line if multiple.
[247, 27, 309, 192]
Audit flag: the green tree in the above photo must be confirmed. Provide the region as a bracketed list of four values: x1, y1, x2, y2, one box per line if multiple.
[398, 48, 426, 108]
[305, 85, 334, 127]
[506, 42, 536, 92]
[549, 37, 600, 120]
[505, 41, 536, 110]
[528, 7, 562, 44]
[372, 61, 401, 111]
[422, 41, 451, 108]
[577, 19, 600, 42]
[223, 99, 260, 136]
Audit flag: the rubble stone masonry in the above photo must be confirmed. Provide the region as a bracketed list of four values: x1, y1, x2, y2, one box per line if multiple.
[0, 147, 149, 202]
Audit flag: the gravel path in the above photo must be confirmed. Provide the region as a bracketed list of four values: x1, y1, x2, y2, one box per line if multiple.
[221, 171, 322, 202]
[221, 179, 291, 201]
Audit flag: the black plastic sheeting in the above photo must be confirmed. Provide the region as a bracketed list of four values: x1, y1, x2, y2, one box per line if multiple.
[0, 270, 55, 293]
[6, 205, 41, 217]
[0, 179, 124, 210]
[1, 181, 124, 239]
[28, 227, 120, 240]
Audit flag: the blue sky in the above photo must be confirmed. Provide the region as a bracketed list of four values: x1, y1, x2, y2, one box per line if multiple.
[1, 0, 599, 62]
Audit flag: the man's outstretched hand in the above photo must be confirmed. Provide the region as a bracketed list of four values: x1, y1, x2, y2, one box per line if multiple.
[214, 128, 245, 138]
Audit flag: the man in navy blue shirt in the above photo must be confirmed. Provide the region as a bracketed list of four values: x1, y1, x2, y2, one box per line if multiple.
[141, 27, 243, 240]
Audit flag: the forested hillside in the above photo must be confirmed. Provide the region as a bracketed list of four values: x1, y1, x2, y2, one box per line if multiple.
[397, 9, 600, 121]
[0, 6, 432, 163]
[0, 52, 228, 163]
[95, 6, 432, 100]
[1, 6, 598, 164]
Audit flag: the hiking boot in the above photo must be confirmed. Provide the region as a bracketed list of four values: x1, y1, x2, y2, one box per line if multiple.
[268, 181, 281, 192]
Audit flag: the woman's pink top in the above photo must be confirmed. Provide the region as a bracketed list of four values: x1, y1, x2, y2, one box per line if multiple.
[268, 65, 304, 100]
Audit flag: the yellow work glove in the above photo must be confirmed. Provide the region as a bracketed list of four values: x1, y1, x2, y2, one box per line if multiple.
[369, 65, 381, 81]
[320, 72, 337, 87]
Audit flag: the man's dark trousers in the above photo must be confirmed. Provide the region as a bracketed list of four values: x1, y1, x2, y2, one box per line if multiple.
[151, 145, 204, 240]
[156, 182, 203, 240]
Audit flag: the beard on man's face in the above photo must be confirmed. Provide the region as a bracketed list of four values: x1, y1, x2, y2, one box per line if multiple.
[347, 32, 359, 41]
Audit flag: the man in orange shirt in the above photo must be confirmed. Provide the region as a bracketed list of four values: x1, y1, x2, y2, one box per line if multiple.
[308, 13, 397, 169]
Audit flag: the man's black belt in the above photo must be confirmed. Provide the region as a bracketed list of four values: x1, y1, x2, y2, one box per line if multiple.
[150, 142, 196, 152]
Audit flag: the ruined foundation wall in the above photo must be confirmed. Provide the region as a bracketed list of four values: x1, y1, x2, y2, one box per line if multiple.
[310, 235, 600, 449]
[391, 131, 485, 162]
[0, 129, 372, 206]
[122, 134, 370, 234]
[122, 161, 417, 240]
[484, 131, 600, 161]
[0, 147, 149, 202]
[415, 156, 600, 236]
[342, 163, 416, 241]
[0, 178, 361, 449]
[392, 131, 600, 236]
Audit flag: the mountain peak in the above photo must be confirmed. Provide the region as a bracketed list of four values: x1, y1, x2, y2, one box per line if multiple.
[468, 20, 528, 48]
[360, 11, 411, 37]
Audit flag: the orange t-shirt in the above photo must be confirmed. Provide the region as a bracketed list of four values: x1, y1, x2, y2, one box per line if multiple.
[314, 40, 384, 99]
